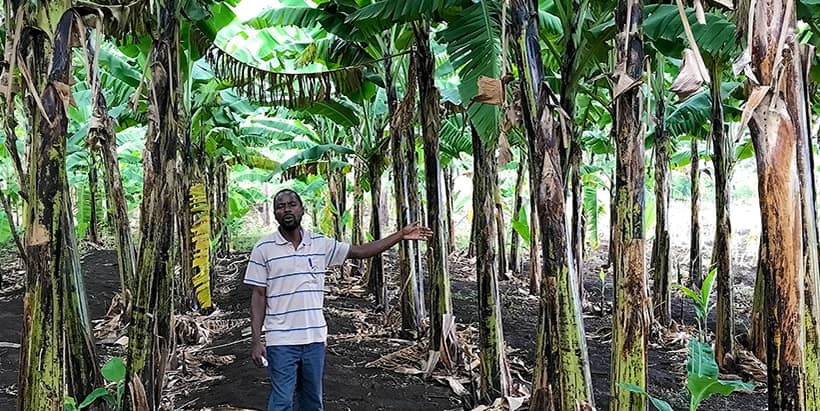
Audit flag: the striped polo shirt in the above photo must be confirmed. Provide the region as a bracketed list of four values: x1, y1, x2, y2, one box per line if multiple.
[244, 228, 350, 346]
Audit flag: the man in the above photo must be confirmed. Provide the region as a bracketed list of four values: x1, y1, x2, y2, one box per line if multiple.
[245, 189, 432, 411]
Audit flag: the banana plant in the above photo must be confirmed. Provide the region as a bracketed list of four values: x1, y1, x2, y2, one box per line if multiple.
[645, 4, 746, 367]
[624, 268, 754, 411]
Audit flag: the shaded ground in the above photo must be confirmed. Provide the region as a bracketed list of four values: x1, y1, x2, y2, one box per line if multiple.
[452, 248, 767, 411]
[0, 249, 119, 410]
[0, 244, 767, 410]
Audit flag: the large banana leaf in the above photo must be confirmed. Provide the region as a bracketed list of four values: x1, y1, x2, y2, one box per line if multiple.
[346, 0, 465, 31]
[227, 149, 281, 171]
[798, 0, 820, 20]
[439, 116, 472, 161]
[75, 183, 94, 239]
[279, 159, 353, 181]
[239, 117, 318, 141]
[538, 4, 563, 38]
[581, 129, 614, 155]
[0, 209, 12, 245]
[661, 81, 742, 139]
[303, 100, 360, 128]
[437, 0, 502, 144]
[97, 41, 142, 89]
[188, 0, 240, 42]
[247, 4, 369, 43]
[644, 5, 738, 62]
[270, 140, 319, 151]
[271, 143, 356, 177]
[240, 2, 380, 88]
[345, 0, 503, 143]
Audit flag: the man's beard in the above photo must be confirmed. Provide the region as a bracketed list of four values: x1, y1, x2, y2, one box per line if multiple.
[280, 214, 301, 230]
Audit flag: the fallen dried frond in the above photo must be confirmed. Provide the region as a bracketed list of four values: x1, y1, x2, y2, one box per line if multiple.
[734, 349, 767, 384]
[470, 395, 529, 411]
[175, 315, 212, 346]
[650, 321, 696, 350]
[0, 267, 25, 299]
[94, 290, 132, 341]
[175, 312, 249, 347]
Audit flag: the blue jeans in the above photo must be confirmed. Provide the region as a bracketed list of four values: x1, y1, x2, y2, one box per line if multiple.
[266, 343, 325, 411]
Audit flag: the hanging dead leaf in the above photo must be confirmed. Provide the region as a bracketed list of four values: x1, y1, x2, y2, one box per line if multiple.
[733, 47, 752, 77]
[694, 0, 706, 24]
[474, 76, 504, 105]
[497, 132, 513, 167]
[708, 0, 734, 9]
[504, 104, 520, 130]
[612, 62, 641, 100]
[53, 81, 77, 112]
[670, 48, 706, 101]
[440, 313, 460, 370]
[425, 350, 441, 377]
[674, 0, 711, 83]
[735, 86, 771, 142]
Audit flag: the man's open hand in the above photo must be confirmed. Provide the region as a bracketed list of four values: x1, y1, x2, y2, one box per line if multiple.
[401, 222, 433, 241]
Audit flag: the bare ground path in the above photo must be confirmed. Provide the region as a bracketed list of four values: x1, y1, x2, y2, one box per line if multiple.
[0, 245, 767, 410]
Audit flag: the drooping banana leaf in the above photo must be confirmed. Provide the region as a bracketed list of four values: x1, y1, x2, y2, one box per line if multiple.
[247, 3, 370, 43]
[239, 117, 318, 142]
[436, 0, 502, 144]
[279, 160, 354, 181]
[346, 0, 466, 33]
[0, 208, 12, 245]
[798, 0, 820, 20]
[580, 164, 607, 250]
[75, 183, 93, 239]
[660, 81, 742, 139]
[440, 116, 472, 161]
[189, 183, 212, 310]
[643, 4, 738, 62]
[302, 100, 360, 128]
[271, 144, 356, 177]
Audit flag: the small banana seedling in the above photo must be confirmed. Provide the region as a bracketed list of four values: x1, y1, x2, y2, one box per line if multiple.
[676, 267, 717, 341]
[622, 267, 754, 410]
[65, 356, 126, 411]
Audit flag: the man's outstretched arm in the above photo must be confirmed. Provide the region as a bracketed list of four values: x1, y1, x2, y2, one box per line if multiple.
[348, 222, 432, 259]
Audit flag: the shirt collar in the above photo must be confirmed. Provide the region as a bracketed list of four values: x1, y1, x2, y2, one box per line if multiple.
[273, 227, 312, 247]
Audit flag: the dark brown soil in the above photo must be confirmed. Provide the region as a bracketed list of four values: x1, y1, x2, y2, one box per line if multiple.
[0, 250, 119, 410]
[173, 255, 460, 411]
[0, 244, 768, 411]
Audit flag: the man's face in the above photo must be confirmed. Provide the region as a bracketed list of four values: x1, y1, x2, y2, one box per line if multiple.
[274, 192, 304, 231]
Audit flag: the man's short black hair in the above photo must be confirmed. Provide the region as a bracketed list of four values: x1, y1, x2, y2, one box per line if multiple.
[273, 188, 303, 206]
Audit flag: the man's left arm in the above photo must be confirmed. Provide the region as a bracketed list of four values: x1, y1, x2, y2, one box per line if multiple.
[348, 222, 432, 259]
